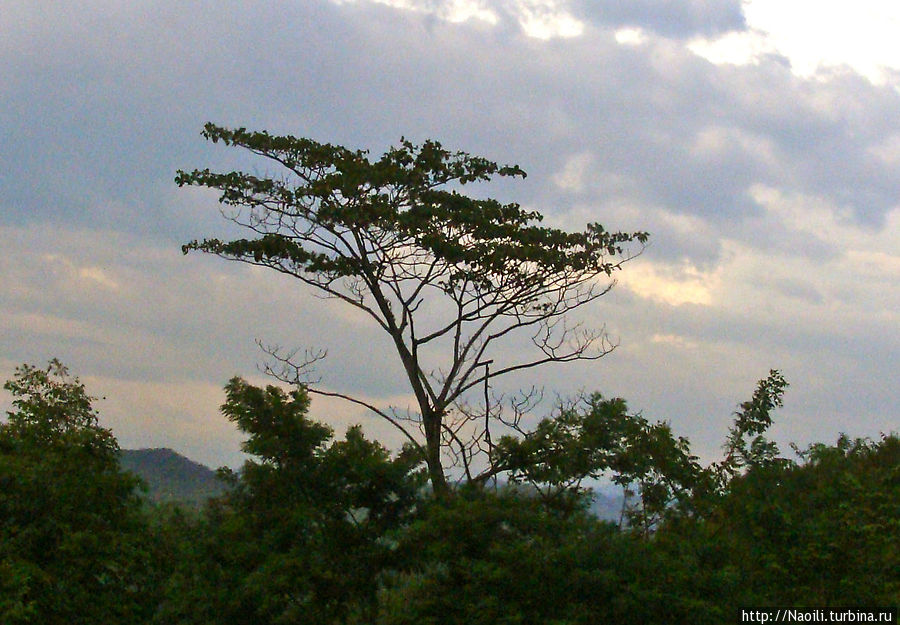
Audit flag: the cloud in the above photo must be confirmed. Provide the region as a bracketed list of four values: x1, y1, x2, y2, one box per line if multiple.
[331, 0, 585, 39]
[2, 0, 898, 466]
[741, 0, 900, 84]
[552, 151, 594, 192]
[571, 0, 746, 39]
[618, 259, 720, 307]
[506, 0, 584, 39]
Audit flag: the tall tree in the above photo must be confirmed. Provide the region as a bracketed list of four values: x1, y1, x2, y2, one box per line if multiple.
[178, 125, 647, 494]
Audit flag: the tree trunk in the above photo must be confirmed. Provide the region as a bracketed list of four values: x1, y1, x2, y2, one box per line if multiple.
[422, 410, 449, 498]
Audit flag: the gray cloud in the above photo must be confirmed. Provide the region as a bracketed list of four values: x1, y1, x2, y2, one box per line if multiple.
[772, 279, 825, 305]
[570, 0, 746, 38]
[2, 0, 897, 464]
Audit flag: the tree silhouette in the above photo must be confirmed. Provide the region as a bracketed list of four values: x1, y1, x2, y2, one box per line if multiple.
[178, 124, 647, 494]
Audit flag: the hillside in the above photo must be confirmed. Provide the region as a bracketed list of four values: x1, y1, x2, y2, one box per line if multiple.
[589, 489, 623, 522]
[119, 448, 229, 506]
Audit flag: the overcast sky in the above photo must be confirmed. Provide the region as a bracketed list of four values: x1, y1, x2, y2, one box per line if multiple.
[2, 0, 898, 469]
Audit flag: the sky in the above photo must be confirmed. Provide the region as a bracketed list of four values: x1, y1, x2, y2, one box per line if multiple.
[1, 0, 898, 469]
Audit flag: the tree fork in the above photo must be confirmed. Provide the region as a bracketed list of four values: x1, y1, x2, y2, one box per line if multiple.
[422, 409, 450, 497]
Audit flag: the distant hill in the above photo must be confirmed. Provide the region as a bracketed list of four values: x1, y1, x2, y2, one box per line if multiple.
[119, 448, 229, 506]
[494, 480, 624, 522]
[119, 448, 624, 516]
[589, 490, 623, 522]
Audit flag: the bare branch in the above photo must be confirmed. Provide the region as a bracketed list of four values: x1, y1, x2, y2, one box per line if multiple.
[259, 344, 424, 454]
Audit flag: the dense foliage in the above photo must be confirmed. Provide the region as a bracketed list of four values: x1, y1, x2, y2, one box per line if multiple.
[0, 361, 160, 624]
[154, 378, 425, 624]
[1, 362, 896, 623]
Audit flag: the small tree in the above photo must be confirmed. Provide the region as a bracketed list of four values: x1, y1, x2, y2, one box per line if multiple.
[716, 369, 790, 484]
[156, 378, 424, 624]
[0, 361, 154, 624]
[178, 124, 647, 494]
[493, 393, 707, 533]
[2, 359, 118, 458]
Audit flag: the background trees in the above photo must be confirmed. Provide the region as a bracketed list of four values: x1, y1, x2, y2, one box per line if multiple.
[155, 378, 424, 624]
[0, 360, 158, 624]
[177, 125, 648, 494]
[687, 433, 900, 606]
[1, 360, 895, 622]
[491, 392, 707, 531]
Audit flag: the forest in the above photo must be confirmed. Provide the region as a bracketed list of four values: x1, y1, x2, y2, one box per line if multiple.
[2, 360, 897, 624]
[2, 128, 897, 623]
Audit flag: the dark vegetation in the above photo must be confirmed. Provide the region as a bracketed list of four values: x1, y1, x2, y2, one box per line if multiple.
[2, 131, 897, 622]
[2, 361, 897, 624]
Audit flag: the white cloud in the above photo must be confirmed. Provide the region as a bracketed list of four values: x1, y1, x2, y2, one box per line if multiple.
[510, 0, 583, 39]
[552, 151, 594, 192]
[691, 0, 900, 85]
[690, 125, 779, 169]
[867, 134, 900, 166]
[443, 0, 499, 24]
[41, 254, 120, 291]
[749, 183, 899, 253]
[651, 333, 698, 348]
[688, 29, 776, 67]
[614, 28, 647, 46]
[330, 0, 582, 38]
[619, 259, 720, 307]
[333, 0, 499, 25]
